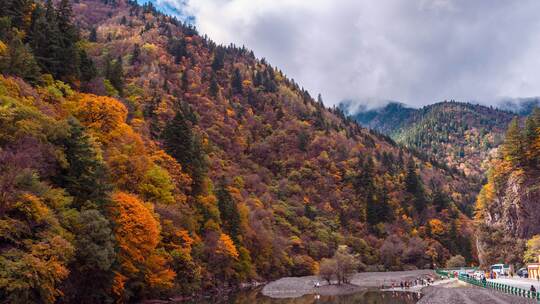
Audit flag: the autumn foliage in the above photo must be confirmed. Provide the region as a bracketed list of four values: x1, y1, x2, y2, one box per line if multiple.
[0, 0, 480, 302]
[110, 191, 175, 299]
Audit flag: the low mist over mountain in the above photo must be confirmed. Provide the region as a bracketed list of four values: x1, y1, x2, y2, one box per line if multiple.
[496, 97, 540, 115]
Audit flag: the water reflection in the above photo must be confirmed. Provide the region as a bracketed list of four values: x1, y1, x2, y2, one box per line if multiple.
[189, 290, 421, 304]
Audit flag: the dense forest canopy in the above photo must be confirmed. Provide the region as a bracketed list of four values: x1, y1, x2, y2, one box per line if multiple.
[0, 0, 480, 302]
[345, 101, 516, 179]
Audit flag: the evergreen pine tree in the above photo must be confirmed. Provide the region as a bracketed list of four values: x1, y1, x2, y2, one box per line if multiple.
[0, 0, 9, 19]
[182, 69, 189, 90]
[253, 71, 262, 87]
[56, 0, 80, 80]
[6, 0, 33, 29]
[108, 56, 124, 95]
[524, 115, 538, 167]
[79, 49, 96, 82]
[232, 67, 243, 94]
[130, 43, 140, 64]
[211, 47, 225, 71]
[313, 107, 326, 130]
[63, 210, 116, 304]
[216, 183, 241, 244]
[29, 1, 62, 77]
[317, 93, 323, 105]
[503, 117, 525, 167]
[432, 185, 449, 212]
[55, 118, 112, 209]
[167, 37, 186, 64]
[89, 27, 98, 42]
[263, 69, 277, 92]
[209, 74, 219, 97]
[405, 159, 427, 213]
[162, 110, 207, 195]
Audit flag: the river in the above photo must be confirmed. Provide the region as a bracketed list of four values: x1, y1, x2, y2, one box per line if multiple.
[186, 289, 422, 304]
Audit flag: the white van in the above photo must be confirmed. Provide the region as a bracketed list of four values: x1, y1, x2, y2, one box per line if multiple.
[490, 264, 510, 276]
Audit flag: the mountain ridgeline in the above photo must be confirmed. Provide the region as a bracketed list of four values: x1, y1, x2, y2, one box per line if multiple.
[0, 0, 480, 302]
[342, 101, 517, 178]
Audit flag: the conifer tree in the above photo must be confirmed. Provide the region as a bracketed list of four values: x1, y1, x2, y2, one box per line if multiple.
[503, 117, 524, 167]
[216, 184, 241, 244]
[79, 49, 96, 82]
[432, 185, 450, 212]
[130, 43, 140, 64]
[232, 67, 243, 94]
[168, 37, 186, 64]
[0, 1, 9, 19]
[317, 93, 324, 105]
[524, 115, 537, 167]
[29, 1, 61, 76]
[55, 118, 112, 209]
[315, 109, 326, 131]
[162, 109, 207, 195]
[182, 69, 189, 90]
[106, 56, 124, 95]
[405, 159, 427, 213]
[209, 74, 219, 97]
[4, 0, 33, 29]
[89, 27, 98, 42]
[56, 0, 79, 80]
[263, 69, 277, 92]
[64, 210, 116, 304]
[211, 47, 225, 71]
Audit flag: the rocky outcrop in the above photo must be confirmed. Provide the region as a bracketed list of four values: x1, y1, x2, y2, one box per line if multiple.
[485, 172, 540, 238]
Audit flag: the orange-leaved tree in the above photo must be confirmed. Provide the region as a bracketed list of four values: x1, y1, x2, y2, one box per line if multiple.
[71, 94, 128, 138]
[109, 191, 175, 301]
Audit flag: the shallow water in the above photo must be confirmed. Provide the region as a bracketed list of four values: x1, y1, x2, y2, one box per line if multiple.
[189, 289, 421, 304]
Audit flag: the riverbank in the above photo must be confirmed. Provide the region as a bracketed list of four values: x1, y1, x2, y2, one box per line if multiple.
[262, 270, 539, 304]
[262, 269, 434, 298]
[152, 270, 538, 303]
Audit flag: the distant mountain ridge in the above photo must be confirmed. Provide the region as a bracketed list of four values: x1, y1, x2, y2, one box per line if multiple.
[342, 100, 517, 178]
[497, 97, 540, 115]
[339, 101, 415, 135]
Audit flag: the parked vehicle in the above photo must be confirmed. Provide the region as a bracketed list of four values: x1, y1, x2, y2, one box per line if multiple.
[490, 264, 510, 277]
[517, 268, 529, 278]
[473, 270, 485, 280]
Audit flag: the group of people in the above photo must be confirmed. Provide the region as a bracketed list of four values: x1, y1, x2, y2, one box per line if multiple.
[388, 277, 434, 290]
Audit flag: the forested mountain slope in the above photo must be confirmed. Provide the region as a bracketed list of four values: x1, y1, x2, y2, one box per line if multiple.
[475, 110, 540, 267]
[344, 101, 516, 178]
[0, 0, 478, 302]
[341, 101, 415, 135]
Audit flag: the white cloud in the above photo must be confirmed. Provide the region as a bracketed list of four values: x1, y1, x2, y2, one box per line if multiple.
[152, 0, 540, 107]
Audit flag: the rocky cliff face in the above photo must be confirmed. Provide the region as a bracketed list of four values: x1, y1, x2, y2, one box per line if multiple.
[484, 171, 540, 238]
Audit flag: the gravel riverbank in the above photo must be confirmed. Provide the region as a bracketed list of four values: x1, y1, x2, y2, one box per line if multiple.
[261, 270, 434, 298]
[262, 270, 538, 303]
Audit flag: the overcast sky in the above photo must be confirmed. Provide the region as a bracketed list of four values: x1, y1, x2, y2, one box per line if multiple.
[149, 0, 540, 108]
